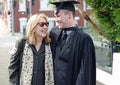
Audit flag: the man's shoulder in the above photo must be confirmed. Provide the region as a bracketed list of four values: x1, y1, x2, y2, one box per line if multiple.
[50, 26, 61, 38]
[50, 26, 61, 33]
[76, 28, 88, 36]
[75, 28, 92, 40]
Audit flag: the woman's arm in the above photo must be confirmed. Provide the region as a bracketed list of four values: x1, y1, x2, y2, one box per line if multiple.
[8, 38, 26, 85]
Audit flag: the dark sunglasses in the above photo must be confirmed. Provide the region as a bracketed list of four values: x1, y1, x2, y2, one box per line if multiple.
[37, 22, 49, 27]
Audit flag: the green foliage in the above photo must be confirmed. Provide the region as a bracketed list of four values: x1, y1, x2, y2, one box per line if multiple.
[19, 0, 23, 3]
[86, 0, 120, 42]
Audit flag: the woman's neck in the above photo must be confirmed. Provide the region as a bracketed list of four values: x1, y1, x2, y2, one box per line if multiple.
[35, 37, 43, 52]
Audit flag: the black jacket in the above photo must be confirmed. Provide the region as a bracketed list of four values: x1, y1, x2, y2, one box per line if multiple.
[8, 37, 45, 85]
[8, 37, 26, 85]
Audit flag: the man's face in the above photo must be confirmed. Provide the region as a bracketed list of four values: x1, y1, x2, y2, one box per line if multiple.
[54, 10, 70, 29]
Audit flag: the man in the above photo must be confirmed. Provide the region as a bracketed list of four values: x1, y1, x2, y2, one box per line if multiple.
[50, 1, 96, 85]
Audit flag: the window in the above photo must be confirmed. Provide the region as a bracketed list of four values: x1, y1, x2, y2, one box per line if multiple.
[74, 17, 79, 24]
[48, 18, 54, 31]
[19, 0, 26, 12]
[40, 0, 52, 11]
[19, 18, 27, 33]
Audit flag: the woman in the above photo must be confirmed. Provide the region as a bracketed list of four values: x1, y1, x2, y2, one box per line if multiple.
[8, 14, 54, 85]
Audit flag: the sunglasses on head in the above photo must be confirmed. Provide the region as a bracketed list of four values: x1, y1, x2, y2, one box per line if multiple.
[37, 22, 49, 27]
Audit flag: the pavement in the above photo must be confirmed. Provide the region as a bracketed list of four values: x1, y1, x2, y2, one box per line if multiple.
[0, 33, 105, 85]
[0, 34, 21, 85]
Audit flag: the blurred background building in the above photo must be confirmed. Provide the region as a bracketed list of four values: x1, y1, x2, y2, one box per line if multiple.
[7, 0, 90, 34]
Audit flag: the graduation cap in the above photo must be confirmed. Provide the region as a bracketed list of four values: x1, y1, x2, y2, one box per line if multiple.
[50, 0, 80, 14]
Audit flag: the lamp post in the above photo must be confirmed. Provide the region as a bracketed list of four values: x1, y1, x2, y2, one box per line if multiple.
[11, 0, 15, 35]
[23, 24, 26, 36]
[28, 0, 32, 17]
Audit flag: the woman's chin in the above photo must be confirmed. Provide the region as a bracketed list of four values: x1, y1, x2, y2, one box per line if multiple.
[41, 34, 47, 38]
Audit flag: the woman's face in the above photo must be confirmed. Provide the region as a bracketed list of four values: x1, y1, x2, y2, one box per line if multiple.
[34, 17, 49, 38]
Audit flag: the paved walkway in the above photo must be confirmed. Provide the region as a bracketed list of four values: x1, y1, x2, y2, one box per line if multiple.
[97, 81, 105, 85]
[0, 17, 10, 35]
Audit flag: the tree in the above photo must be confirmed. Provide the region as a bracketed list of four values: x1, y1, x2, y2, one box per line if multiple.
[86, 0, 120, 52]
[86, 0, 120, 42]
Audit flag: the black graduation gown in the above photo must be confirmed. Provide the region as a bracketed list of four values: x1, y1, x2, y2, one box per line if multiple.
[50, 27, 96, 85]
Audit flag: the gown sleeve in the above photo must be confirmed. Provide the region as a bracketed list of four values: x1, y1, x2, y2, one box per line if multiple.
[75, 35, 96, 85]
[8, 38, 25, 85]
[50, 26, 61, 59]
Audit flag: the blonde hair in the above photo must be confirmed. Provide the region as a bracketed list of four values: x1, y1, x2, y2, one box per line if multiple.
[26, 13, 51, 45]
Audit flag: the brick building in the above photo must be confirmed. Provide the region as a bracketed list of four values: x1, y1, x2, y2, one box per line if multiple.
[9, 0, 90, 34]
